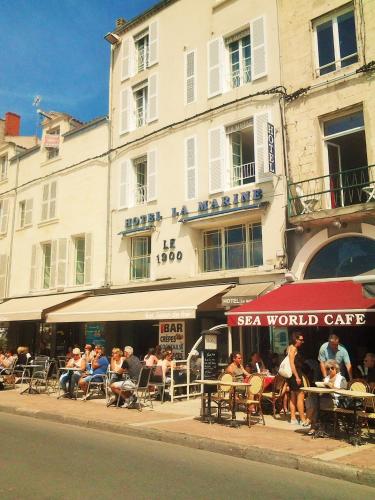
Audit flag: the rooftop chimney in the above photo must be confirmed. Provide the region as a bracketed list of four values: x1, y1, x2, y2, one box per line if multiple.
[5, 112, 21, 136]
[116, 17, 126, 28]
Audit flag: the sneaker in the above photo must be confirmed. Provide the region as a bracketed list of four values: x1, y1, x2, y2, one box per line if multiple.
[106, 396, 117, 407]
[290, 419, 299, 425]
[120, 398, 130, 408]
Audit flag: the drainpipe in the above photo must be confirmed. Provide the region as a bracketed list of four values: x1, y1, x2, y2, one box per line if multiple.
[6, 154, 20, 298]
[104, 44, 115, 288]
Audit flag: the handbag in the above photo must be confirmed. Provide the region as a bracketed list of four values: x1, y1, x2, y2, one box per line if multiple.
[278, 355, 292, 379]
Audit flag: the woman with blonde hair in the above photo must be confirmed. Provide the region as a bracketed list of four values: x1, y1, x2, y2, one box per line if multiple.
[110, 348, 124, 383]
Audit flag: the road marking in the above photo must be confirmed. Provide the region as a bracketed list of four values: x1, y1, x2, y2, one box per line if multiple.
[313, 443, 374, 460]
[130, 416, 195, 426]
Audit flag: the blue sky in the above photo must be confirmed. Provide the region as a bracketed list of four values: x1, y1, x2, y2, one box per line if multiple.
[0, 0, 158, 136]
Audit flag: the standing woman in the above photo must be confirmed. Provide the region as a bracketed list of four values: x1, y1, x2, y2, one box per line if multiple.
[287, 332, 308, 425]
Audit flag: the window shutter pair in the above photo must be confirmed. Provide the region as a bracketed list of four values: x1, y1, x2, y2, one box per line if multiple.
[121, 20, 158, 79]
[0, 199, 9, 234]
[41, 181, 57, 221]
[0, 254, 8, 298]
[120, 74, 158, 134]
[24, 199, 33, 225]
[55, 235, 92, 287]
[119, 150, 157, 208]
[185, 50, 196, 104]
[208, 16, 267, 97]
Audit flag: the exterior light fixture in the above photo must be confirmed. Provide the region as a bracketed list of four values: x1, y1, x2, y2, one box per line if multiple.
[104, 32, 121, 45]
[285, 271, 297, 283]
[332, 220, 342, 229]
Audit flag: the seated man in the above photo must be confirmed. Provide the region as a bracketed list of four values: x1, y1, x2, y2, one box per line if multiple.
[108, 346, 142, 407]
[59, 347, 86, 398]
[78, 345, 109, 398]
[226, 352, 250, 382]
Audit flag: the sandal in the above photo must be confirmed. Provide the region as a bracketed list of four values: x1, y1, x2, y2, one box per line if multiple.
[301, 419, 311, 427]
[307, 429, 315, 436]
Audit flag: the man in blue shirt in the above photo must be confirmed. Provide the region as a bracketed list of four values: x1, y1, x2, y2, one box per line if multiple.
[78, 345, 109, 396]
[318, 334, 352, 380]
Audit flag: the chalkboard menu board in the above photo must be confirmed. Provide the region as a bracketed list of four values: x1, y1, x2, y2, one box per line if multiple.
[204, 350, 218, 392]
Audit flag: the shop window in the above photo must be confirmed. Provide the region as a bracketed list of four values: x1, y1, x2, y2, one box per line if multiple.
[314, 6, 358, 76]
[130, 236, 151, 281]
[201, 223, 262, 272]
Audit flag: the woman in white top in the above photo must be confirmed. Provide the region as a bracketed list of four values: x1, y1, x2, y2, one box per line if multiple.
[144, 348, 158, 367]
[110, 348, 125, 382]
[322, 359, 347, 406]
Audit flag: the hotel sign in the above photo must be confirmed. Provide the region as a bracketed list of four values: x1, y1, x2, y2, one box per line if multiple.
[267, 123, 275, 174]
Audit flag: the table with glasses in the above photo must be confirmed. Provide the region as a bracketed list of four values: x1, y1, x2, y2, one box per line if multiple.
[334, 388, 375, 446]
[196, 379, 251, 427]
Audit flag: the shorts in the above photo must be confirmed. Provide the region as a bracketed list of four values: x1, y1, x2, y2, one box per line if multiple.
[81, 375, 104, 384]
[288, 374, 302, 391]
[112, 380, 136, 391]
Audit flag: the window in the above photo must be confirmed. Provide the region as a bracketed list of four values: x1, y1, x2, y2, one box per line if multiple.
[41, 180, 57, 221]
[226, 31, 251, 88]
[0, 199, 9, 235]
[323, 109, 368, 208]
[135, 31, 149, 72]
[201, 223, 263, 272]
[134, 156, 147, 205]
[42, 243, 52, 289]
[314, 7, 358, 76]
[227, 121, 255, 186]
[75, 237, 85, 285]
[19, 199, 33, 228]
[44, 127, 60, 160]
[119, 151, 156, 208]
[0, 155, 8, 180]
[130, 236, 151, 280]
[134, 84, 148, 128]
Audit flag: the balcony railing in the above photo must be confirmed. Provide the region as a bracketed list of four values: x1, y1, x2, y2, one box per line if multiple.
[232, 161, 255, 186]
[135, 185, 147, 205]
[288, 164, 375, 217]
[231, 65, 251, 88]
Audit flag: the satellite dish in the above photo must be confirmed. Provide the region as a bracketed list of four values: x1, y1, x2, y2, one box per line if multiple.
[33, 95, 42, 106]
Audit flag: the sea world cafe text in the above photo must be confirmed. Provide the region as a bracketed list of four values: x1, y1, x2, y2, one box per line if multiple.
[237, 313, 367, 326]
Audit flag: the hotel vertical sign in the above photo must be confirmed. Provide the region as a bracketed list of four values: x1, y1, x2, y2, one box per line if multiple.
[267, 123, 275, 174]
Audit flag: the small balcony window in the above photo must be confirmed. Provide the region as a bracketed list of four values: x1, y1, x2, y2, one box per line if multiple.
[130, 236, 151, 280]
[227, 32, 251, 88]
[135, 34, 149, 72]
[229, 125, 255, 187]
[134, 85, 148, 128]
[133, 156, 147, 205]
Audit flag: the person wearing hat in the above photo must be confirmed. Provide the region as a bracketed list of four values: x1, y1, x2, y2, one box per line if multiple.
[59, 348, 86, 398]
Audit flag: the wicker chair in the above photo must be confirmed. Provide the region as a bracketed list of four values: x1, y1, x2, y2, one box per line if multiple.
[245, 374, 265, 427]
[261, 374, 286, 418]
[201, 373, 233, 421]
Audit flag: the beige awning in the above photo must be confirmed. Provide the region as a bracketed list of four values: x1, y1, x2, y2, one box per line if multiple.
[45, 285, 230, 323]
[222, 283, 273, 306]
[0, 292, 87, 322]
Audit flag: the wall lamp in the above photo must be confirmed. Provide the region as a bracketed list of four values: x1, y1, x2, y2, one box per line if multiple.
[104, 32, 121, 45]
[285, 225, 304, 233]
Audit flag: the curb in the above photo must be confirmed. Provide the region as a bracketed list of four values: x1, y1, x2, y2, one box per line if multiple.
[1, 404, 374, 488]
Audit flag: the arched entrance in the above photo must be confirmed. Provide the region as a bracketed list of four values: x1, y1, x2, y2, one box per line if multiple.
[304, 236, 375, 279]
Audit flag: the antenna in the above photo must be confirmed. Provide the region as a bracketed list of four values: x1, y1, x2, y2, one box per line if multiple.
[33, 95, 42, 107]
[32, 95, 42, 137]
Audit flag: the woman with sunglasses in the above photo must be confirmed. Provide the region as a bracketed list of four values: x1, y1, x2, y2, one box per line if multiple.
[287, 332, 308, 425]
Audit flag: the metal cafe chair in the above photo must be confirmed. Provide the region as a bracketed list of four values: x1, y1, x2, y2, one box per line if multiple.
[30, 360, 56, 395]
[132, 366, 153, 411]
[82, 367, 109, 401]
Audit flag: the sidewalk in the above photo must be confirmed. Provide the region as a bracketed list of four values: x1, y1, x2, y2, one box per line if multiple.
[0, 387, 374, 487]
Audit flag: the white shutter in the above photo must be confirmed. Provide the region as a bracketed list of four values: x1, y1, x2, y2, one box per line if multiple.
[24, 198, 33, 225]
[185, 50, 196, 104]
[30, 244, 37, 290]
[185, 136, 197, 200]
[251, 16, 267, 80]
[208, 127, 225, 193]
[50, 240, 57, 288]
[148, 20, 159, 66]
[0, 199, 9, 234]
[120, 88, 131, 134]
[147, 150, 157, 202]
[254, 111, 272, 183]
[84, 233, 92, 285]
[49, 181, 57, 219]
[119, 160, 129, 209]
[208, 38, 223, 98]
[57, 238, 67, 287]
[121, 37, 134, 80]
[0, 254, 8, 298]
[147, 74, 158, 123]
[41, 184, 49, 221]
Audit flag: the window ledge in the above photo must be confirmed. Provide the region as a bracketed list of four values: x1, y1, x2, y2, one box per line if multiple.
[38, 218, 59, 228]
[40, 156, 62, 167]
[16, 224, 33, 232]
[314, 60, 360, 81]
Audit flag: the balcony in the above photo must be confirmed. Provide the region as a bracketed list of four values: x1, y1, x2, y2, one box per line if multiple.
[232, 162, 255, 186]
[288, 164, 375, 221]
[135, 185, 147, 205]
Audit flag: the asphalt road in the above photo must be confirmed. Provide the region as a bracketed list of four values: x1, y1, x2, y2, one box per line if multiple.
[0, 413, 373, 500]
